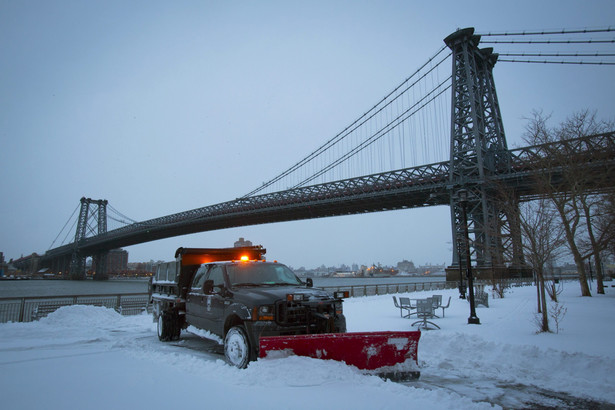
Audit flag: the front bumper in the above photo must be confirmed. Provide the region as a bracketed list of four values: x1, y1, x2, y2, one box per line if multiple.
[244, 314, 347, 354]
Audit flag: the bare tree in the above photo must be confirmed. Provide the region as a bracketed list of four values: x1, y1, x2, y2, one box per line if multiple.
[577, 193, 615, 294]
[523, 110, 614, 297]
[556, 112, 615, 295]
[545, 278, 563, 303]
[495, 178, 565, 333]
[519, 199, 565, 332]
[601, 193, 615, 266]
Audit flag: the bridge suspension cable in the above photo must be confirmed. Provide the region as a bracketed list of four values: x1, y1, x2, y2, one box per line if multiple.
[482, 39, 614, 44]
[107, 204, 138, 225]
[497, 59, 615, 66]
[241, 45, 452, 197]
[499, 52, 615, 57]
[477, 26, 615, 66]
[477, 27, 614, 37]
[291, 77, 452, 188]
[48, 202, 141, 248]
[48, 202, 80, 250]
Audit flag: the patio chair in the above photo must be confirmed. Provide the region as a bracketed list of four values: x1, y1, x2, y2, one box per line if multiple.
[399, 297, 415, 318]
[411, 299, 440, 330]
[392, 296, 414, 318]
[392, 296, 402, 316]
[475, 291, 489, 308]
[439, 296, 451, 317]
[429, 295, 441, 318]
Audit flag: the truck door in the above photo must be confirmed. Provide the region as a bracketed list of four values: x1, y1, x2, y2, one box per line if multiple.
[185, 265, 209, 329]
[203, 265, 227, 336]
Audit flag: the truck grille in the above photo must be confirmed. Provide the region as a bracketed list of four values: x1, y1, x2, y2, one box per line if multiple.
[276, 301, 308, 325]
[275, 301, 337, 328]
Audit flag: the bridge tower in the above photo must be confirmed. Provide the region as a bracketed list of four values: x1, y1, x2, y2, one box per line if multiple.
[444, 28, 524, 281]
[69, 197, 109, 280]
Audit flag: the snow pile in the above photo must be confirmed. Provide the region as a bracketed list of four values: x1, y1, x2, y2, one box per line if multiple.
[0, 281, 613, 409]
[344, 283, 615, 407]
[186, 325, 224, 344]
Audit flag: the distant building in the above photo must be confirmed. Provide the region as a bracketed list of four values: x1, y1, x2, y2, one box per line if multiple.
[397, 259, 417, 274]
[106, 249, 128, 274]
[234, 237, 253, 247]
[11, 253, 40, 275]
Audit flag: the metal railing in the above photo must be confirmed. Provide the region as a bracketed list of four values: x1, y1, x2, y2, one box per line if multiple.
[317, 278, 535, 297]
[0, 293, 151, 323]
[318, 280, 458, 297]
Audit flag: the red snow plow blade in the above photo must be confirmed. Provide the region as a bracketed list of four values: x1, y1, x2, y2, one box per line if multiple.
[259, 331, 421, 380]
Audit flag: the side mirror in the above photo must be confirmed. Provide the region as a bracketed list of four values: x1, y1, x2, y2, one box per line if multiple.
[306, 278, 313, 288]
[203, 279, 214, 294]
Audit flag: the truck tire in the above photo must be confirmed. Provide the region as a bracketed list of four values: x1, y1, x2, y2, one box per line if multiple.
[224, 325, 253, 369]
[157, 311, 180, 341]
[171, 321, 181, 341]
[157, 313, 170, 341]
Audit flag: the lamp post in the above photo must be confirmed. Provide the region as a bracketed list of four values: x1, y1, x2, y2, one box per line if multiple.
[456, 240, 466, 299]
[458, 189, 480, 325]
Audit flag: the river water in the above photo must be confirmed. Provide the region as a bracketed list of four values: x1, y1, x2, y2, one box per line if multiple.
[0, 275, 446, 298]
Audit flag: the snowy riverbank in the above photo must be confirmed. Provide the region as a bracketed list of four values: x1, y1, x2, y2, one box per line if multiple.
[0, 282, 613, 409]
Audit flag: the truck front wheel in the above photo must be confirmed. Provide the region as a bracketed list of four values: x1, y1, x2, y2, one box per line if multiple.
[224, 325, 253, 368]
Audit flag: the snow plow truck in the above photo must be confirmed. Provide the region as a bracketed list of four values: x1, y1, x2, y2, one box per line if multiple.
[150, 246, 420, 379]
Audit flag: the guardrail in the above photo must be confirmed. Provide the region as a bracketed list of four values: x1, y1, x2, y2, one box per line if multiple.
[318, 280, 458, 297]
[0, 293, 151, 323]
[0, 278, 537, 323]
[317, 278, 535, 297]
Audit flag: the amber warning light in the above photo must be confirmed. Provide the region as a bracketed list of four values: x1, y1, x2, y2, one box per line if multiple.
[240, 255, 249, 261]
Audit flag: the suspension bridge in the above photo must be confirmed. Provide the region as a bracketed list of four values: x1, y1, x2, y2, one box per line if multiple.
[14, 27, 615, 280]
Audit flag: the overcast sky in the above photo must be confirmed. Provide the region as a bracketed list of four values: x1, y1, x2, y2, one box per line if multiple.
[1, 0, 614, 269]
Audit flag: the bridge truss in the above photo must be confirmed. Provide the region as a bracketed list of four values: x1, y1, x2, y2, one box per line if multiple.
[41, 130, 615, 278]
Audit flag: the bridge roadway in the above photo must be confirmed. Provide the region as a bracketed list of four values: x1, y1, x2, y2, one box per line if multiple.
[42, 132, 615, 263]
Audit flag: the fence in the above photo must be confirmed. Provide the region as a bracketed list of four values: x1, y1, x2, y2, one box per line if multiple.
[319, 280, 457, 297]
[0, 278, 536, 323]
[0, 293, 151, 323]
[318, 278, 535, 297]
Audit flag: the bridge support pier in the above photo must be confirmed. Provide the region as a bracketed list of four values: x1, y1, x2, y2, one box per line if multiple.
[69, 197, 109, 280]
[445, 27, 526, 275]
[69, 252, 86, 280]
[92, 252, 109, 281]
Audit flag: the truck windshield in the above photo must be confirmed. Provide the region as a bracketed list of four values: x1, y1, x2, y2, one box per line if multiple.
[227, 263, 302, 287]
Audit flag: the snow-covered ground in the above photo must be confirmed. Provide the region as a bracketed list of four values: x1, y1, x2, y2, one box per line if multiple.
[1, 281, 614, 409]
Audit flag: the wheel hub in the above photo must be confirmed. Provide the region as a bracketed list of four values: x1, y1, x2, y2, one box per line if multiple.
[226, 330, 247, 366]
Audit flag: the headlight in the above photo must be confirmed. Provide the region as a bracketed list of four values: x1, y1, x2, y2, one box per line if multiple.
[286, 293, 307, 302]
[334, 291, 349, 299]
[252, 305, 274, 321]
